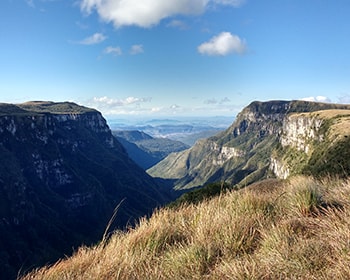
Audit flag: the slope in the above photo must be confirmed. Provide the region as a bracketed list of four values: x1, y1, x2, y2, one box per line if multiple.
[21, 176, 350, 279]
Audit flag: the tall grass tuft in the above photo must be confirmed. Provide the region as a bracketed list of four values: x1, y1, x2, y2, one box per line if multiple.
[286, 176, 324, 216]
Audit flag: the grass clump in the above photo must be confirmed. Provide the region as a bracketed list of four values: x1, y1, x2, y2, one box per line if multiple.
[21, 176, 350, 280]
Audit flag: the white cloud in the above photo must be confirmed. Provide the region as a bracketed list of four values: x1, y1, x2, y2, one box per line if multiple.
[104, 46, 123, 56]
[80, 0, 243, 28]
[83, 95, 241, 116]
[92, 96, 151, 106]
[79, 33, 107, 45]
[167, 20, 188, 30]
[204, 97, 231, 105]
[129, 45, 144, 55]
[170, 104, 181, 109]
[84, 96, 153, 115]
[300, 96, 331, 103]
[151, 107, 162, 113]
[198, 32, 246, 56]
[213, 0, 245, 7]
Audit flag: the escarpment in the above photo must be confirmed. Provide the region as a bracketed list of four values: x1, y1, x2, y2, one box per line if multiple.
[148, 100, 350, 189]
[0, 101, 171, 279]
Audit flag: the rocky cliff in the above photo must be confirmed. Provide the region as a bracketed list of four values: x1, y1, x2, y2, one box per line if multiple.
[271, 109, 350, 178]
[148, 100, 350, 190]
[0, 101, 171, 279]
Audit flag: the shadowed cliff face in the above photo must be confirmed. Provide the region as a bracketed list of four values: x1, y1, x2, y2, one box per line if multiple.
[0, 102, 171, 279]
[148, 100, 350, 190]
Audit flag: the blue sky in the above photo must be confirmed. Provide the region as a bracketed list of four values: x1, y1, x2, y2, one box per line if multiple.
[1, 0, 350, 117]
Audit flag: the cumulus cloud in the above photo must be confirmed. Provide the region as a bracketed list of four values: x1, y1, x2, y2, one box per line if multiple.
[79, 33, 107, 45]
[300, 96, 331, 103]
[198, 32, 246, 56]
[129, 45, 144, 55]
[80, 0, 244, 28]
[104, 46, 123, 56]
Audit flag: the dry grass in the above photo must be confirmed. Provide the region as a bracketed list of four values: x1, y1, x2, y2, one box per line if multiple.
[21, 176, 350, 280]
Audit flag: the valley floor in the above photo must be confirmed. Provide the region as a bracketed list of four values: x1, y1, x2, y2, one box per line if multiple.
[21, 176, 350, 279]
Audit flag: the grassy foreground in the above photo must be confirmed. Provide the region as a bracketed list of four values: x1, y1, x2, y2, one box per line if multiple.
[21, 176, 350, 279]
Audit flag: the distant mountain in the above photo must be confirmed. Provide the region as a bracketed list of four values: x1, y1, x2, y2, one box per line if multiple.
[0, 101, 171, 279]
[113, 130, 189, 169]
[107, 116, 233, 145]
[148, 100, 350, 190]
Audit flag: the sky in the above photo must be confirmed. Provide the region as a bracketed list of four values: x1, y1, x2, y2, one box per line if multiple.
[1, 0, 350, 118]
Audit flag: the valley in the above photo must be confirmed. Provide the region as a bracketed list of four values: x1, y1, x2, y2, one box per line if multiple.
[112, 130, 189, 169]
[1, 100, 350, 279]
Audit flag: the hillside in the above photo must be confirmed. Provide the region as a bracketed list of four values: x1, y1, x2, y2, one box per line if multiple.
[148, 100, 350, 189]
[113, 130, 189, 169]
[22, 176, 350, 279]
[0, 102, 171, 279]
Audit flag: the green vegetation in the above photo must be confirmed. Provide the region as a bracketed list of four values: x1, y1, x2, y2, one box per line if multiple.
[304, 137, 350, 177]
[168, 181, 231, 207]
[21, 176, 350, 279]
[18, 101, 96, 114]
[0, 101, 96, 117]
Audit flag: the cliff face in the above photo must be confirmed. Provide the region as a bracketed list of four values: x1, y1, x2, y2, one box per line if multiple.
[0, 101, 170, 279]
[271, 109, 350, 179]
[148, 100, 350, 190]
[280, 114, 324, 153]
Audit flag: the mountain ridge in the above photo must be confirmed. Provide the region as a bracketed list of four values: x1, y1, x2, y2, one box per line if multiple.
[148, 100, 350, 189]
